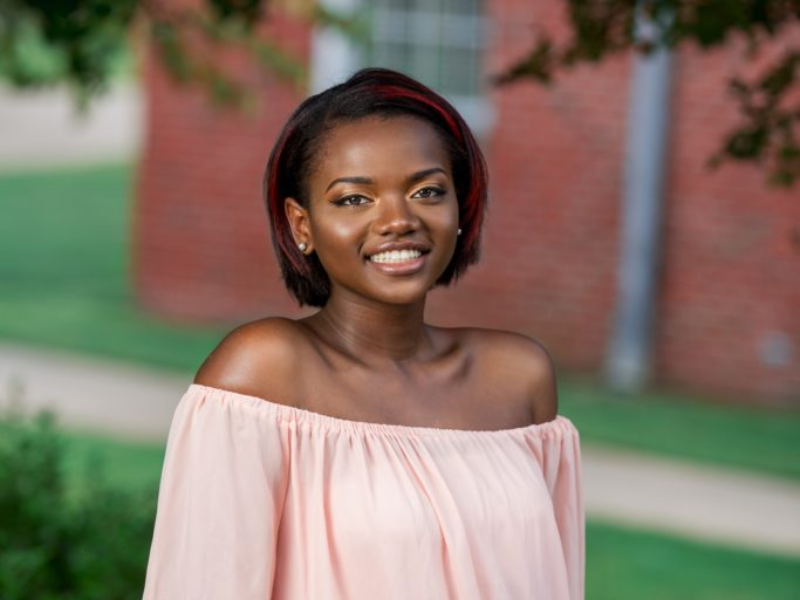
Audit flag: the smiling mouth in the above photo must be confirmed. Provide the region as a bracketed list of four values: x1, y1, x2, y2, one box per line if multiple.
[368, 249, 424, 264]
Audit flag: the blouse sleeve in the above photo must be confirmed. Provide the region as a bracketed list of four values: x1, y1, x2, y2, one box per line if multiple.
[142, 385, 290, 599]
[540, 418, 585, 600]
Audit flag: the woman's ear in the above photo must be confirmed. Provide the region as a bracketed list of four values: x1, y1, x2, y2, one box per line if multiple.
[285, 198, 313, 254]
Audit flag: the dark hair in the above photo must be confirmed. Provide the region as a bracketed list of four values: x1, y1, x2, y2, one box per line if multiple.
[264, 67, 488, 307]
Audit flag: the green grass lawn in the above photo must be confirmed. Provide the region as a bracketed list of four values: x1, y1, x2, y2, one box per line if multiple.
[1, 163, 799, 480]
[0, 164, 228, 372]
[586, 520, 800, 600]
[560, 376, 800, 480]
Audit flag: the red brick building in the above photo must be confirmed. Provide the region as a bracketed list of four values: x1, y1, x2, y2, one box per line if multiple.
[133, 1, 800, 403]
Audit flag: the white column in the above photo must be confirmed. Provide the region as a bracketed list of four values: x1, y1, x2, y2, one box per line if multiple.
[605, 6, 674, 391]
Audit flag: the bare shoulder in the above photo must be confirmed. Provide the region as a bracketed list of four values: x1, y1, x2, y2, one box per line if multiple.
[193, 317, 310, 406]
[457, 327, 559, 424]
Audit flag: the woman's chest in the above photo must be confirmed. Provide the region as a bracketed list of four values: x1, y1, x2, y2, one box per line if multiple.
[296, 367, 534, 432]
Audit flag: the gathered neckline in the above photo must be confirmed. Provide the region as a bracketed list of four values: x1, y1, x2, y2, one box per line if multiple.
[188, 383, 575, 439]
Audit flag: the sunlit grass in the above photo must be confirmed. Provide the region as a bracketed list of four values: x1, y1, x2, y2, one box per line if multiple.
[0, 163, 227, 372]
[560, 375, 800, 480]
[586, 520, 800, 600]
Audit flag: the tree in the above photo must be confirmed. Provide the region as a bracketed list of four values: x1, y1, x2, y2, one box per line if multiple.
[496, 0, 800, 186]
[1, 0, 797, 185]
[0, 0, 351, 105]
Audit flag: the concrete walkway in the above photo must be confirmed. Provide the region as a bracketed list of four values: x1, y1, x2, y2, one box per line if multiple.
[0, 84, 142, 171]
[1, 341, 799, 559]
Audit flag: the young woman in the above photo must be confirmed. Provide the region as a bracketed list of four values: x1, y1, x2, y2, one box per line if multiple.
[142, 68, 584, 600]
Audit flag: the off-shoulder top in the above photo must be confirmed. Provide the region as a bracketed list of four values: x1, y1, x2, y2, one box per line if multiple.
[142, 384, 584, 599]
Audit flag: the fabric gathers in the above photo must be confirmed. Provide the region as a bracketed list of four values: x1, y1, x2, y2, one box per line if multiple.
[142, 384, 584, 600]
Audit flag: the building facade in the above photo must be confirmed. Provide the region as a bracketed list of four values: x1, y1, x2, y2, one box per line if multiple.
[133, 0, 800, 403]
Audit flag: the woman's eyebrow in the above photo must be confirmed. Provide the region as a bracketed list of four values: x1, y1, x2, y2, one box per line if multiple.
[325, 167, 447, 192]
[406, 167, 447, 184]
[326, 176, 373, 192]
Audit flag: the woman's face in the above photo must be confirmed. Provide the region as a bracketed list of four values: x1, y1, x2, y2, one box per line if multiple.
[286, 115, 460, 306]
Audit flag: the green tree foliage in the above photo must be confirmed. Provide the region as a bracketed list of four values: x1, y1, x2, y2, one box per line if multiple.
[0, 0, 138, 93]
[0, 0, 308, 106]
[496, 0, 800, 186]
[0, 402, 156, 599]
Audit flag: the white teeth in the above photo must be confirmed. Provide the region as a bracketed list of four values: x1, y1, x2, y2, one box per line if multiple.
[369, 249, 423, 264]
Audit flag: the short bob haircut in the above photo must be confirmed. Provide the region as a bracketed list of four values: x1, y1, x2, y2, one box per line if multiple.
[264, 67, 488, 307]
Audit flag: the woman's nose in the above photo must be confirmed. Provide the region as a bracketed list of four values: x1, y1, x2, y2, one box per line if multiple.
[374, 196, 419, 235]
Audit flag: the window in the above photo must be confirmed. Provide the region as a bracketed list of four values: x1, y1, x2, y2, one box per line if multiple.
[310, 0, 493, 136]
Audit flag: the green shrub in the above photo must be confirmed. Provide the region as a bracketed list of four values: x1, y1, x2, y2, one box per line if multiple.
[0, 405, 157, 600]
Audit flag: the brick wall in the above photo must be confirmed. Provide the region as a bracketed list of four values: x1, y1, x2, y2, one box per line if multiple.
[133, 15, 311, 323]
[655, 40, 800, 401]
[133, 1, 800, 403]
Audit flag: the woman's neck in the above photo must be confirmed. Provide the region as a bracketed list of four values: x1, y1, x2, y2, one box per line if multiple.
[307, 291, 433, 364]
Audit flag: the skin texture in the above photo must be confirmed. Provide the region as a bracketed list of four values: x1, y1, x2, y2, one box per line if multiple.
[195, 115, 558, 428]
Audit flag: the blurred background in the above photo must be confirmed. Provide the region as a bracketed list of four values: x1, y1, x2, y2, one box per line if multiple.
[1, 0, 798, 598]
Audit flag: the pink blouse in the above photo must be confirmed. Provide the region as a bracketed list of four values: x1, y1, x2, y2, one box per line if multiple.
[142, 384, 584, 599]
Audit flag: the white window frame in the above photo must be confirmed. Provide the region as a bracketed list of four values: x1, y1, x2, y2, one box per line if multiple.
[309, 0, 495, 138]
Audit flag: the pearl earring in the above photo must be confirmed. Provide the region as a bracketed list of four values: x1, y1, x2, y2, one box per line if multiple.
[298, 242, 307, 252]
[457, 228, 463, 236]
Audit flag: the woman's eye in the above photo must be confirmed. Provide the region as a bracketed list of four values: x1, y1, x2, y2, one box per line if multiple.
[334, 195, 369, 206]
[412, 187, 445, 199]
